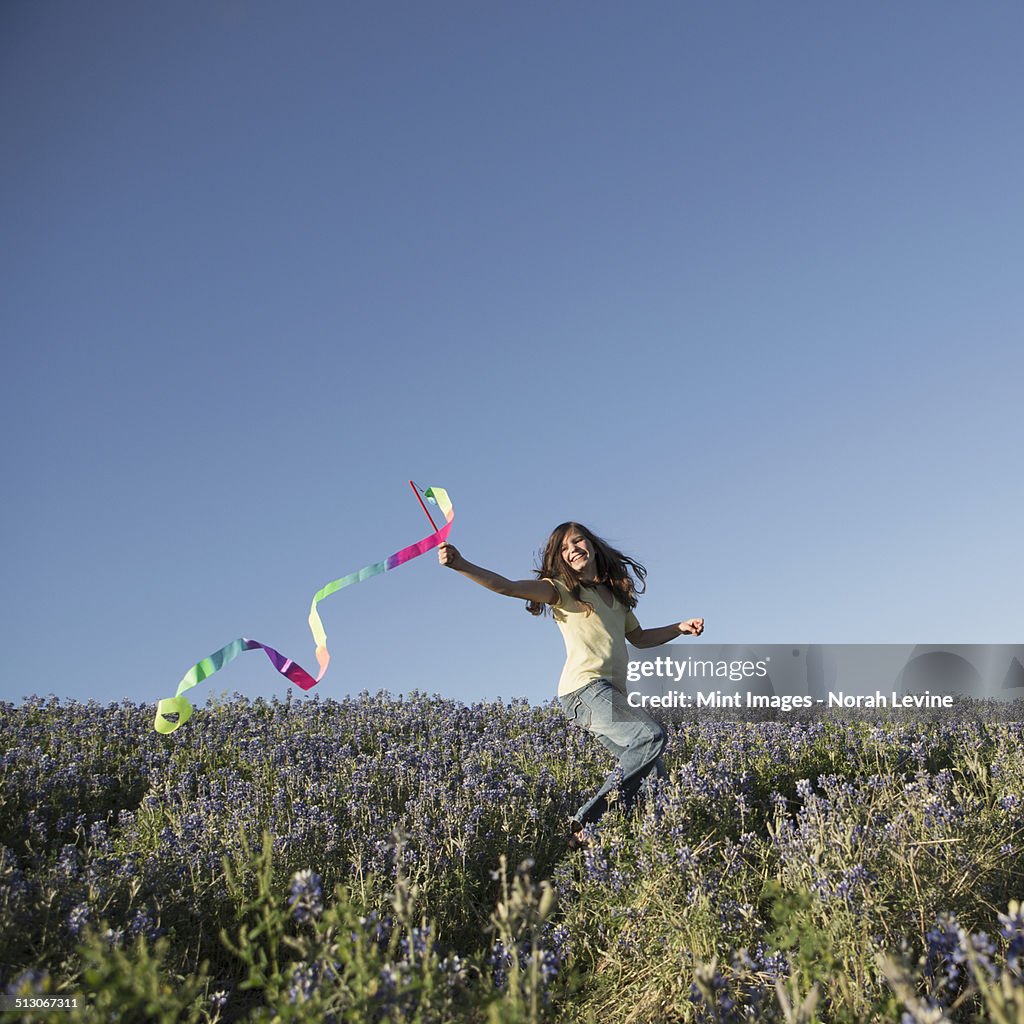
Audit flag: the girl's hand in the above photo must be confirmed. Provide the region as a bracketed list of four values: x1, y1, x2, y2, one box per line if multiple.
[679, 618, 704, 636]
[438, 542, 464, 570]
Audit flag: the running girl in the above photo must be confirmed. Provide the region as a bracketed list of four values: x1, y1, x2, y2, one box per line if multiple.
[439, 522, 703, 849]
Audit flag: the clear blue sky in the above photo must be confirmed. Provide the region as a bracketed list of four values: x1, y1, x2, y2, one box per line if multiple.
[3, 2, 1022, 711]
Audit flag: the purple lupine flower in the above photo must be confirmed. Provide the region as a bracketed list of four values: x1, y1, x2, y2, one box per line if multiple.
[287, 869, 323, 923]
[999, 902, 1024, 973]
[287, 961, 319, 1003]
[5, 969, 49, 995]
[487, 940, 514, 990]
[66, 904, 90, 937]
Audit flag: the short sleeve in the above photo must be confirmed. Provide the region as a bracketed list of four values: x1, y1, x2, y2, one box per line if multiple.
[625, 608, 640, 633]
[543, 577, 569, 607]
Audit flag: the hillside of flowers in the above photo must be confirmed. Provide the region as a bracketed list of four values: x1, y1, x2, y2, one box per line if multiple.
[3, 691, 1024, 1022]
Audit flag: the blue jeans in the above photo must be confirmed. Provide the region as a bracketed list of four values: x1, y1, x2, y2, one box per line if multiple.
[560, 678, 667, 827]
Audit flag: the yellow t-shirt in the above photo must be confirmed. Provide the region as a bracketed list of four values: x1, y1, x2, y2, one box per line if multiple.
[544, 577, 641, 696]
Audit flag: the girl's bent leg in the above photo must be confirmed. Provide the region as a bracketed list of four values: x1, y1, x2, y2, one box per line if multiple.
[561, 680, 667, 827]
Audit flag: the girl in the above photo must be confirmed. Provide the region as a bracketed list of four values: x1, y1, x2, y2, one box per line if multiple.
[439, 522, 703, 850]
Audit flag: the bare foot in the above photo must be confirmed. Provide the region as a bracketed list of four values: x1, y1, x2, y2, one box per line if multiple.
[568, 819, 592, 851]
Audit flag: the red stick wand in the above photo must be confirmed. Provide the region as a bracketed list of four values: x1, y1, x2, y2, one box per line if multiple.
[408, 480, 440, 532]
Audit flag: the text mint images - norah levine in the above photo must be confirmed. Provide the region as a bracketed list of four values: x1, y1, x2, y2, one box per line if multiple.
[626, 691, 955, 710]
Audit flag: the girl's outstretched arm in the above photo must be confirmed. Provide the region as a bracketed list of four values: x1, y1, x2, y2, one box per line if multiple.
[439, 542, 557, 605]
[627, 619, 704, 648]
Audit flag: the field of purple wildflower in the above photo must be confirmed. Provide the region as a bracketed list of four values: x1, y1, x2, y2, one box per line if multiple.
[2, 692, 1024, 1022]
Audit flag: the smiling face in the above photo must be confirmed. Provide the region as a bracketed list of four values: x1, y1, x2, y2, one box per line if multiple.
[560, 528, 596, 579]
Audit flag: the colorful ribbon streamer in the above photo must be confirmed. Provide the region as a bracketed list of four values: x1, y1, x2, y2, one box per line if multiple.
[154, 486, 453, 733]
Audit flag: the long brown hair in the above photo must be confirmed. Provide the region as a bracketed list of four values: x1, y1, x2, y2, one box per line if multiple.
[526, 522, 647, 617]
